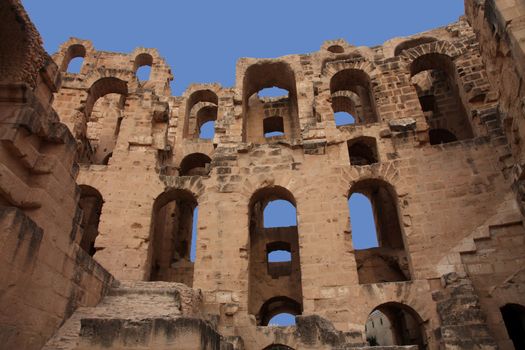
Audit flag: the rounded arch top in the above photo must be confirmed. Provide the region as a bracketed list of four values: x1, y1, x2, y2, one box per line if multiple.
[78, 184, 104, 201]
[258, 296, 302, 326]
[153, 188, 198, 212]
[241, 60, 297, 101]
[249, 185, 297, 209]
[84, 76, 129, 117]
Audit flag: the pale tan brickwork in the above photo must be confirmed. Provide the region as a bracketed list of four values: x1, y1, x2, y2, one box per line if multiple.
[1, 0, 525, 349]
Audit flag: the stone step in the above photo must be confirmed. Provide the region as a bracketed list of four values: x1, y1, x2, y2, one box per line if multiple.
[43, 281, 203, 350]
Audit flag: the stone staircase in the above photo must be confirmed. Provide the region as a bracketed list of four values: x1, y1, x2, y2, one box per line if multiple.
[42, 281, 228, 350]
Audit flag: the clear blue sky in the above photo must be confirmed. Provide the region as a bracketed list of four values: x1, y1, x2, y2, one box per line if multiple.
[22, 0, 464, 96]
[22, 0, 464, 326]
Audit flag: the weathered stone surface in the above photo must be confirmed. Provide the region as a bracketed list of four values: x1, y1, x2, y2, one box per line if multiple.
[1, 0, 525, 349]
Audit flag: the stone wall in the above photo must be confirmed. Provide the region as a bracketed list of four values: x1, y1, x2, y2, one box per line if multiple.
[2, 0, 525, 349]
[0, 1, 114, 349]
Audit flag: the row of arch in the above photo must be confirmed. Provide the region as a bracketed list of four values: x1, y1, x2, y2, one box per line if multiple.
[61, 43, 154, 82]
[68, 40, 479, 164]
[264, 303, 525, 349]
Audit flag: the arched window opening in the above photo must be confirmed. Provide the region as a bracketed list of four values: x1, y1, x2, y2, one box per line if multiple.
[185, 90, 219, 140]
[264, 345, 295, 350]
[150, 189, 197, 286]
[268, 313, 296, 326]
[86, 91, 127, 165]
[179, 153, 211, 176]
[258, 87, 289, 98]
[330, 69, 378, 125]
[268, 250, 291, 262]
[327, 45, 345, 54]
[67, 57, 84, 74]
[258, 296, 302, 326]
[332, 90, 364, 125]
[349, 180, 410, 284]
[61, 44, 86, 73]
[263, 116, 285, 138]
[249, 187, 302, 320]
[500, 304, 525, 350]
[134, 53, 153, 81]
[199, 120, 215, 139]
[411, 53, 473, 144]
[348, 137, 378, 166]
[263, 199, 297, 228]
[366, 304, 426, 349]
[335, 112, 356, 126]
[429, 128, 458, 145]
[394, 37, 438, 56]
[267, 241, 292, 277]
[78, 185, 104, 256]
[243, 62, 300, 143]
[349, 193, 379, 250]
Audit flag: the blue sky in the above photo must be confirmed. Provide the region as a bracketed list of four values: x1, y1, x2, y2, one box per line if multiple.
[22, 1, 464, 96]
[22, 0, 464, 326]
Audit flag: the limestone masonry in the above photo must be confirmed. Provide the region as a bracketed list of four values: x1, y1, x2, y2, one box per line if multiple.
[1, 0, 525, 349]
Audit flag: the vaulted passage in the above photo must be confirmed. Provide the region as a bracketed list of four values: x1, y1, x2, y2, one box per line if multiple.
[78, 185, 104, 256]
[61, 44, 86, 73]
[349, 180, 410, 284]
[365, 303, 426, 349]
[83, 77, 128, 164]
[248, 186, 303, 325]
[134, 53, 153, 81]
[184, 89, 218, 140]
[149, 189, 197, 286]
[500, 303, 525, 350]
[179, 153, 211, 176]
[330, 69, 378, 125]
[348, 137, 378, 166]
[410, 53, 473, 144]
[243, 62, 300, 143]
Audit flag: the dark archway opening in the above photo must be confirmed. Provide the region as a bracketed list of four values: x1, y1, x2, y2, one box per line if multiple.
[330, 69, 378, 125]
[348, 137, 378, 166]
[429, 128, 458, 145]
[500, 303, 525, 350]
[78, 185, 104, 256]
[249, 186, 303, 323]
[411, 53, 473, 145]
[259, 296, 302, 326]
[179, 153, 211, 176]
[366, 303, 426, 349]
[349, 180, 410, 284]
[243, 62, 300, 143]
[150, 189, 197, 286]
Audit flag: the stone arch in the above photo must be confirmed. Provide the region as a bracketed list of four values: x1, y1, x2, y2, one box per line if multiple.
[182, 86, 220, 139]
[398, 40, 465, 65]
[263, 345, 295, 350]
[258, 296, 302, 326]
[247, 185, 303, 323]
[148, 188, 199, 285]
[78, 185, 104, 256]
[179, 153, 212, 176]
[60, 44, 86, 73]
[320, 60, 380, 125]
[366, 302, 427, 348]
[133, 52, 153, 81]
[394, 36, 439, 57]
[346, 173, 411, 284]
[84, 77, 128, 117]
[408, 51, 474, 144]
[241, 60, 300, 142]
[54, 38, 95, 75]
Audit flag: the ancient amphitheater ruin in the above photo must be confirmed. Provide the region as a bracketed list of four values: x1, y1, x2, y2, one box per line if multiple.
[1, 0, 525, 349]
